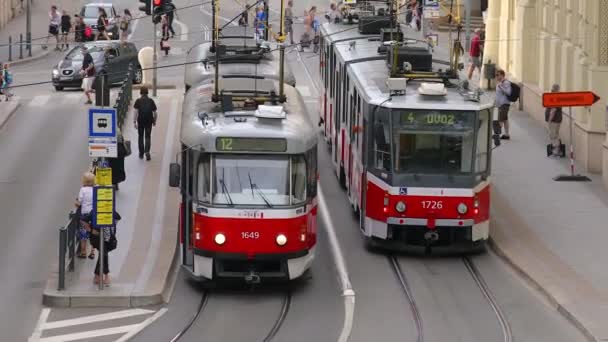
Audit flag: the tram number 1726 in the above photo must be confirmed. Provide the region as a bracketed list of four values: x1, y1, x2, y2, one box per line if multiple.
[421, 200, 443, 209]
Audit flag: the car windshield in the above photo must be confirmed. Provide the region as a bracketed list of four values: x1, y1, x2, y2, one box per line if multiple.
[196, 154, 307, 207]
[81, 6, 110, 18]
[66, 45, 105, 60]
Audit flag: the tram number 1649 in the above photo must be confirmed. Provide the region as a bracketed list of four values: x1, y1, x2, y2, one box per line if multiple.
[421, 200, 443, 209]
[241, 232, 260, 239]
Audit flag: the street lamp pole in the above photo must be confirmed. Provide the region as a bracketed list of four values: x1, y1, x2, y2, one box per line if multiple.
[464, 0, 471, 52]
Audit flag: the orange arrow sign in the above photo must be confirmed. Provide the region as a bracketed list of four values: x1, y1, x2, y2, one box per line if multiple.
[542, 91, 601, 108]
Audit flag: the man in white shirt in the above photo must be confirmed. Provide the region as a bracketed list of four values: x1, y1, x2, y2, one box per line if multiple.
[44, 5, 61, 51]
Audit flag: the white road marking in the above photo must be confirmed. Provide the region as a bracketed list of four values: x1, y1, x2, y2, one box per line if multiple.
[295, 47, 356, 342]
[28, 95, 50, 107]
[296, 85, 311, 97]
[28, 308, 50, 342]
[200, 5, 237, 26]
[134, 96, 178, 290]
[202, 24, 210, 42]
[61, 93, 82, 104]
[174, 19, 188, 41]
[114, 308, 168, 342]
[37, 324, 140, 342]
[128, 15, 140, 41]
[42, 309, 155, 330]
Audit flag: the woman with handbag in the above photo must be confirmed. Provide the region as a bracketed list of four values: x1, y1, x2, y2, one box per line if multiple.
[88, 211, 120, 286]
[109, 131, 130, 190]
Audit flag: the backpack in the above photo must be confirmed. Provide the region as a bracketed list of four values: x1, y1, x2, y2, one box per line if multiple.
[507, 81, 520, 102]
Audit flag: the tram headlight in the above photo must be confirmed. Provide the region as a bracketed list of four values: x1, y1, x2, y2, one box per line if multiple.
[276, 234, 287, 246]
[214, 233, 226, 245]
[395, 201, 406, 213]
[457, 203, 468, 214]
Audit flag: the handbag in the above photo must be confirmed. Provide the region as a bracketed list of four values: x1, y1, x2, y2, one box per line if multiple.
[123, 140, 132, 157]
[107, 232, 117, 251]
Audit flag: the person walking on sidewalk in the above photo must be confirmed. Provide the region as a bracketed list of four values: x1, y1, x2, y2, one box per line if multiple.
[109, 131, 128, 190]
[44, 6, 61, 51]
[96, 7, 110, 41]
[60, 10, 72, 51]
[80, 46, 95, 104]
[545, 83, 563, 157]
[1, 63, 13, 101]
[164, 0, 178, 38]
[467, 28, 482, 80]
[285, 1, 294, 44]
[495, 69, 512, 140]
[119, 9, 132, 41]
[133, 87, 158, 161]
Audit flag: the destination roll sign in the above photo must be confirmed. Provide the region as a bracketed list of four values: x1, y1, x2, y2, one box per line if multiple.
[398, 110, 473, 130]
[216, 137, 287, 152]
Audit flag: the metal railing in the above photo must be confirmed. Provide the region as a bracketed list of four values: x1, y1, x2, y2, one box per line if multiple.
[58, 208, 81, 291]
[114, 63, 134, 130]
[0, 34, 30, 62]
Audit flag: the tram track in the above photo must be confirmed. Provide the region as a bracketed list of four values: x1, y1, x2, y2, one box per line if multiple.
[389, 256, 424, 342]
[462, 256, 513, 342]
[169, 290, 292, 342]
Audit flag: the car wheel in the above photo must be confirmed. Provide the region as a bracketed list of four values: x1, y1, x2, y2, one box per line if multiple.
[55, 86, 64, 91]
[133, 66, 143, 84]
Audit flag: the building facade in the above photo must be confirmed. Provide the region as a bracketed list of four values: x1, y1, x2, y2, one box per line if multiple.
[483, 0, 608, 187]
[0, 0, 23, 30]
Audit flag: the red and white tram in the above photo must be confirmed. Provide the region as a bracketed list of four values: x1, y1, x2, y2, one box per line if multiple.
[319, 15, 496, 252]
[170, 77, 318, 282]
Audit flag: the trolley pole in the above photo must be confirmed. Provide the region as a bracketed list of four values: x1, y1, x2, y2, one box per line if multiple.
[26, 0, 31, 57]
[153, 23, 158, 97]
[464, 0, 471, 52]
[278, 0, 285, 102]
[212, 0, 220, 101]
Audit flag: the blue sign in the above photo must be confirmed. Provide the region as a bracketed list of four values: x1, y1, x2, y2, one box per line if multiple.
[424, 0, 439, 7]
[88, 108, 117, 138]
[399, 187, 408, 195]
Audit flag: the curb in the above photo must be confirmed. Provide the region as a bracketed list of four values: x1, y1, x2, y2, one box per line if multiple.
[41, 242, 178, 308]
[488, 237, 597, 342]
[0, 98, 20, 130]
[6, 49, 50, 66]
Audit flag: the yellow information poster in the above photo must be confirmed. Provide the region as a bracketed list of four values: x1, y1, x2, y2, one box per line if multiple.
[94, 186, 114, 226]
[96, 168, 113, 186]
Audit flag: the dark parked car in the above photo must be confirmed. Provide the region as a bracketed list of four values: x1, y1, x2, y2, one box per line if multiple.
[52, 41, 142, 91]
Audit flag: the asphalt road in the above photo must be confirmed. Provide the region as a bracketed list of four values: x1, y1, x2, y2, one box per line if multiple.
[0, 0, 588, 341]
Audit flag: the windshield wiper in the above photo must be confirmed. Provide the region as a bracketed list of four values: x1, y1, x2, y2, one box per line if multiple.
[248, 172, 273, 208]
[219, 168, 234, 206]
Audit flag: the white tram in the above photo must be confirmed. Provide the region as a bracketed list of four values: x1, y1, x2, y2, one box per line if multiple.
[319, 14, 496, 252]
[169, 77, 318, 282]
[185, 27, 296, 91]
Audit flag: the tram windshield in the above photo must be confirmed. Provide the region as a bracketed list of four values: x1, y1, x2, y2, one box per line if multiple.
[196, 154, 307, 207]
[372, 109, 489, 174]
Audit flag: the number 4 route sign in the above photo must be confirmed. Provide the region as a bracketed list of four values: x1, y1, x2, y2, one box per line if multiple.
[88, 108, 117, 158]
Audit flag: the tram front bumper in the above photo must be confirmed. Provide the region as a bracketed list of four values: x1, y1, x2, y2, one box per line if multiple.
[189, 247, 315, 281]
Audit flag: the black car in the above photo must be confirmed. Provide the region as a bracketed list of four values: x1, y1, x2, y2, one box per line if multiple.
[52, 41, 143, 91]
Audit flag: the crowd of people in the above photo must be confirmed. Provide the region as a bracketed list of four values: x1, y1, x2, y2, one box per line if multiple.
[44, 5, 134, 51]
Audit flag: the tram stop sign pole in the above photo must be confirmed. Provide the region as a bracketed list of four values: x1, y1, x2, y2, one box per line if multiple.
[542, 91, 600, 182]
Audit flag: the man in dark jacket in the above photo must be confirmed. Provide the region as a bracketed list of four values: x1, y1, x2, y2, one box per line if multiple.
[133, 87, 157, 161]
[164, 0, 177, 38]
[545, 83, 562, 157]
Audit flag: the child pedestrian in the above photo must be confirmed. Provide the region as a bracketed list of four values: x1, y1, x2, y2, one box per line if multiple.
[1, 63, 13, 101]
[75, 172, 96, 259]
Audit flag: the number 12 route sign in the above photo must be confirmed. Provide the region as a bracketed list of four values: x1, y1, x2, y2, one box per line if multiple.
[542, 91, 600, 108]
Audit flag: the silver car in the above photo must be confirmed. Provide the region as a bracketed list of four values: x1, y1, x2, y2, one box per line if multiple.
[80, 2, 120, 39]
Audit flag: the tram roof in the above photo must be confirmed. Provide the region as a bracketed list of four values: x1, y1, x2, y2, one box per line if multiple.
[321, 22, 373, 44]
[185, 42, 296, 88]
[181, 78, 316, 154]
[348, 60, 493, 111]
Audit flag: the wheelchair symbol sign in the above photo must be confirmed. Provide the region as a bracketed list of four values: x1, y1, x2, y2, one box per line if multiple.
[399, 187, 407, 195]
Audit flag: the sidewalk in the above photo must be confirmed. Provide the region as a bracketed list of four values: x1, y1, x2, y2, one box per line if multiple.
[43, 90, 181, 307]
[0, 95, 20, 129]
[490, 108, 608, 342]
[0, 0, 87, 66]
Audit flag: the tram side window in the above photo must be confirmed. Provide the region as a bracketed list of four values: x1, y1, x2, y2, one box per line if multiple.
[291, 155, 307, 204]
[196, 154, 211, 203]
[356, 96, 361, 145]
[371, 109, 391, 171]
[306, 148, 318, 198]
[475, 109, 490, 173]
[330, 53, 335, 98]
[343, 70, 349, 122]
